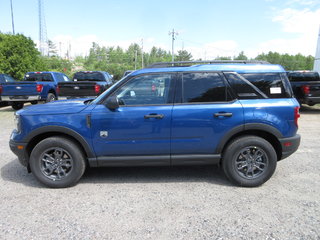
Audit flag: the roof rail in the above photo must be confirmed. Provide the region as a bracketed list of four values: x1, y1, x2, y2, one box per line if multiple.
[146, 60, 270, 68]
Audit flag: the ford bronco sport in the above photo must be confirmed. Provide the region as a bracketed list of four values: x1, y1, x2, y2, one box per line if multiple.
[10, 61, 301, 188]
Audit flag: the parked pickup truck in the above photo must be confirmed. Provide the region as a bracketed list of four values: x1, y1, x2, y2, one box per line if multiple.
[1, 71, 70, 110]
[288, 71, 320, 106]
[58, 71, 114, 99]
[0, 73, 18, 107]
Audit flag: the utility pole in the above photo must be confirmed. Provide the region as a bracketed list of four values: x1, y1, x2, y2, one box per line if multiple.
[141, 39, 144, 68]
[169, 29, 178, 62]
[10, 0, 15, 34]
[38, 0, 48, 56]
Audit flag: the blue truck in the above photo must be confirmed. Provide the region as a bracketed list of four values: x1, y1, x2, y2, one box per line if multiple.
[0, 73, 18, 107]
[9, 61, 301, 188]
[1, 71, 70, 110]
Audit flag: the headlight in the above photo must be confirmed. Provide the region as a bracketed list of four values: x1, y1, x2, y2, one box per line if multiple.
[14, 113, 21, 132]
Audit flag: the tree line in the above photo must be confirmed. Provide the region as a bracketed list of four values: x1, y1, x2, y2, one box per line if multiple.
[0, 33, 315, 80]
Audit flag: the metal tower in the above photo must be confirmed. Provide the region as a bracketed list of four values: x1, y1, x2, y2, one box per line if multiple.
[38, 0, 48, 56]
[314, 26, 320, 73]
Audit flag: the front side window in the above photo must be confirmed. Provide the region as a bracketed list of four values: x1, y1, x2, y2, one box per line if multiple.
[113, 74, 172, 106]
[182, 72, 231, 103]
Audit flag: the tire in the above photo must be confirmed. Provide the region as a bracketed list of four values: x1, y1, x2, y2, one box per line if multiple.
[46, 93, 56, 103]
[11, 102, 24, 110]
[222, 135, 277, 187]
[31, 101, 38, 105]
[29, 137, 86, 188]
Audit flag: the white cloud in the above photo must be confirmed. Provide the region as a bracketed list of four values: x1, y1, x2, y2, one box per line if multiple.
[254, 7, 320, 56]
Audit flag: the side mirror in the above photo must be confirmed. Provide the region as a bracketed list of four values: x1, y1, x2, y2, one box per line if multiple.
[105, 96, 119, 110]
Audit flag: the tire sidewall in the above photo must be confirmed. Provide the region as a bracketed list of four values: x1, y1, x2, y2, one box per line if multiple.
[46, 93, 56, 103]
[223, 136, 277, 187]
[29, 137, 85, 188]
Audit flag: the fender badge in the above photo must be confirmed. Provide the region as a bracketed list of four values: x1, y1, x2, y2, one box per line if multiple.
[100, 131, 108, 138]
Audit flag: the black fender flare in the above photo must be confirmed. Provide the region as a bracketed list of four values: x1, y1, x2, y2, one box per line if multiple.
[215, 123, 283, 154]
[24, 125, 95, 159]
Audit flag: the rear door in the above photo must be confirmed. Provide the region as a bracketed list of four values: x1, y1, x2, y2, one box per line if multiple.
[171, 72, 244, 164]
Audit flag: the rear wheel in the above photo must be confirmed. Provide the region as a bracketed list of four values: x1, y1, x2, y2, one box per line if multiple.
[222, 136, 277, 187]
[11, 102, 24, 110]
[46, 93, 56, 103]
[29, 137, 86, 188]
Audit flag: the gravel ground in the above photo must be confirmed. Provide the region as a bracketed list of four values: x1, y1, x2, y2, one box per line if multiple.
[0, 104, 319, 240]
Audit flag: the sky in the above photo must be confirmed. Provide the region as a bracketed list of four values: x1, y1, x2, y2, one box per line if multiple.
[1, 0, 320, 59]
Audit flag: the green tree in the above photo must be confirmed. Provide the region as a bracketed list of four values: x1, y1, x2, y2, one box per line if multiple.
[0, 33, 44, 80]
[234, 51, 248, 60]
[176, 50, 193, 61]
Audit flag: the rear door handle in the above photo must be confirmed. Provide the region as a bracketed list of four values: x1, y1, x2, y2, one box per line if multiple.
[214, 112, 233, 117]
[144, 114, 164, 119]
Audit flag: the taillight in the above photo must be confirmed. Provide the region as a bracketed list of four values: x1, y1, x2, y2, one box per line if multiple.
[294, 106, 300, 127]
[36, 84, 43, 92]
[94, 84, 101, 94]
[0, 85, 2, 94]
[301, 85, 310, 95]
[56, 86, 60, 94]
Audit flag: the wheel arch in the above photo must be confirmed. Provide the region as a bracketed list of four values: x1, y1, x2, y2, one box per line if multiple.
[24, 126, 95, 165]
[216, 124, 283, 161]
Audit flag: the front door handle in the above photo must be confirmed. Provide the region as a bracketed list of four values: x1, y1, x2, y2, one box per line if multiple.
[214, 112, 233, 117]
[144, 113, 164, 119]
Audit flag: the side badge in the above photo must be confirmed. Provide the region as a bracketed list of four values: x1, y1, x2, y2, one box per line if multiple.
[100, 131, 108, 138]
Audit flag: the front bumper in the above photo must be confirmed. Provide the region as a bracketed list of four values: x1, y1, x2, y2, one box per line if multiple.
[279, 134, 301, 160]
[9, 139, 29, 167]
[2, 95, 41, 102]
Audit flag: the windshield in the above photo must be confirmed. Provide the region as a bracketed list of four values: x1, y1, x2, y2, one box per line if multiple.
[73, 72, 104, 81]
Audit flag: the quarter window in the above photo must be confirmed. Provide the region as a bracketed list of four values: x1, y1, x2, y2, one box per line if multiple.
[182, 73, 230, 103]
[113, 74, 172, 106]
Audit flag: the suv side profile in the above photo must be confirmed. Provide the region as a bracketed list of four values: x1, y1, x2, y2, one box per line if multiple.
[10, 61, 301, 188]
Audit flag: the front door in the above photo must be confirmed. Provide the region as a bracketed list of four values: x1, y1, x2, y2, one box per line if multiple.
[91, 73, 175, 166]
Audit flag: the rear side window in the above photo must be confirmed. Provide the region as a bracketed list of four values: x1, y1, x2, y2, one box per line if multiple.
[182, 73, 232, 103]
[240, 73, 291, 98]
[25, 73, 53, 82]
[224, 73, 265, 99]
[73, 72, 104, 81]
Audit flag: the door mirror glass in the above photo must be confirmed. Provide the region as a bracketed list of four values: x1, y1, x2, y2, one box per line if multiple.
[105, 96, 119, 110]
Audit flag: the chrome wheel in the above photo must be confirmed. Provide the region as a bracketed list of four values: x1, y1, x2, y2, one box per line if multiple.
[235, 146, 268, 179]
[40, 147, 73, 181]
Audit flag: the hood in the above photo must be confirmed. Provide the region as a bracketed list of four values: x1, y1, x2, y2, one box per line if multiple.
[18, 99, 91, 115]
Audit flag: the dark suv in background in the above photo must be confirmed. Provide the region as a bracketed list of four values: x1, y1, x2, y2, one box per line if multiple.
[10, 61, 300, 188]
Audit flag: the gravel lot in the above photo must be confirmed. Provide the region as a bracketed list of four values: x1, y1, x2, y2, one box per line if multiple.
[0, 104, 319, 240]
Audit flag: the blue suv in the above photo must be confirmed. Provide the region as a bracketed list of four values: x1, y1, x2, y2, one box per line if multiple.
[9, 61, 301, 188]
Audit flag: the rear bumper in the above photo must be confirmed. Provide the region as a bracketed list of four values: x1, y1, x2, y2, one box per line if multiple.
[9, 139, 29, 167]
[2, 95, 41, 102]
[302, 96, 320, 105]
[279, 134, 301, 160]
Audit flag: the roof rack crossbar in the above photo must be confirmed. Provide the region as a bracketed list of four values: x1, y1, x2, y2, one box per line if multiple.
[147, 60, 270, 68]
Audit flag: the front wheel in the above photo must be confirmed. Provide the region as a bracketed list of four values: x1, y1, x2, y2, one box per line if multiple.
[222, 136, 277, 187]
[29, 137, 86, 188]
